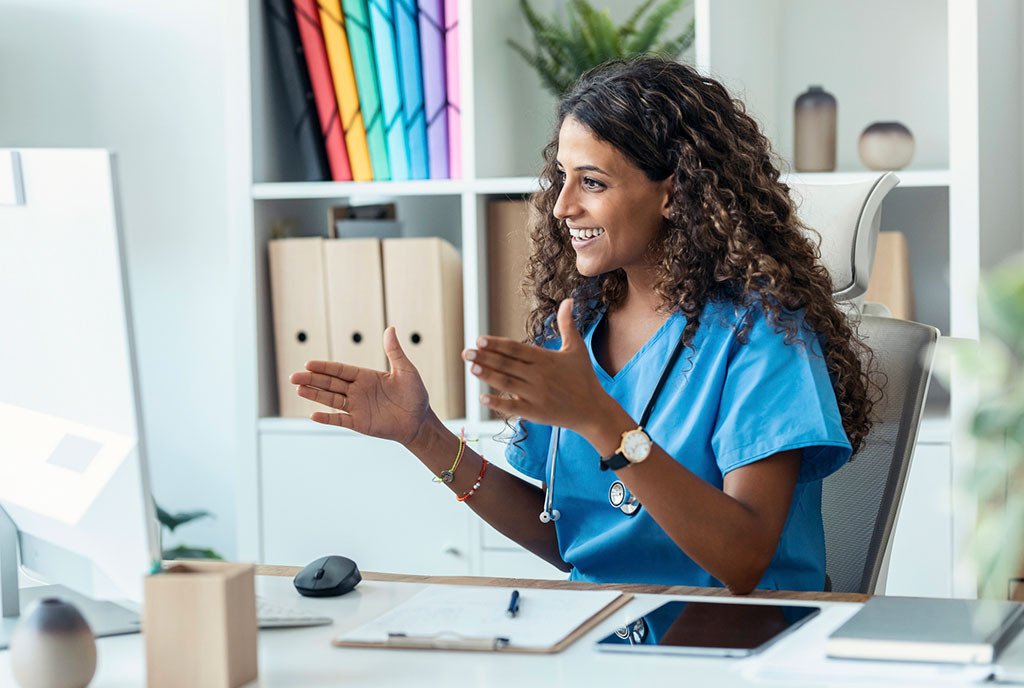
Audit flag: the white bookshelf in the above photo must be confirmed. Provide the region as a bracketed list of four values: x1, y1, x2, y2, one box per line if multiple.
[228, 0, 1022, 594]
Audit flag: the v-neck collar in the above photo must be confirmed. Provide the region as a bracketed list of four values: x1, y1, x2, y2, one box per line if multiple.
[584, 307, 679, 384]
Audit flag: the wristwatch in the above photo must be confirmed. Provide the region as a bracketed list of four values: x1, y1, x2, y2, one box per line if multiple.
[599, 427, 653, 471]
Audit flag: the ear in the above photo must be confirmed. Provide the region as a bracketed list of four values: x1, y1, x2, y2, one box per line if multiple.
[660, 175, 675, 220]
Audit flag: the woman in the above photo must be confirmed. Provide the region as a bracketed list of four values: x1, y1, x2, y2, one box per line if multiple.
[290, 56, 874, 594]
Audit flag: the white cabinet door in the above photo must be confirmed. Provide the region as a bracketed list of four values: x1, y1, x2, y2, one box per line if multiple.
[883, 442, 953, 597]
[260, 431, 472, 575]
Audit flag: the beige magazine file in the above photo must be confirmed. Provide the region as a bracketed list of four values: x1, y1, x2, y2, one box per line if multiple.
[382, 238, 464, 420]
[324, 238, 388, 372]
[268, 237, 330, 417]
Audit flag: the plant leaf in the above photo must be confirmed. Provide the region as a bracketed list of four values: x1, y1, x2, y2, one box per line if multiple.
[156, 505, 213, 533]
[621, 0, 659, 37]
[653, 21, 696, 59]
[163, 545, 223, 561]
[627, 0, 685, 54]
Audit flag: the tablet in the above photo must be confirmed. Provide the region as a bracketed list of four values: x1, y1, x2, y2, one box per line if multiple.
[595, 600, 820, 657]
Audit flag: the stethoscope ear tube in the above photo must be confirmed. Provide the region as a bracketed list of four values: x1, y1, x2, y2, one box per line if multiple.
[539, 427, 562, 523]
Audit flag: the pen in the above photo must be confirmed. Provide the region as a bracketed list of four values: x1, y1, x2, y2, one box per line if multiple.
[506, 590, 520, 618]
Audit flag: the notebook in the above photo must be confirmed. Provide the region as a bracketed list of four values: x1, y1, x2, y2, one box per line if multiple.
[827, 596, 1024, 664]
[333, 585, 631, 653]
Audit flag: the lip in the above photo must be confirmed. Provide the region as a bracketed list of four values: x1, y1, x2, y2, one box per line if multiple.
[570, 232, 603, 250]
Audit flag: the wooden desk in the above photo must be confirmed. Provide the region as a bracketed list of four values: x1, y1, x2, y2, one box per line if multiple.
[255, 565, 868, 603]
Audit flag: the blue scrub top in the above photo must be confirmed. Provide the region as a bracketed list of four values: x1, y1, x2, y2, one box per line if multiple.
[506, 299, 852, 591]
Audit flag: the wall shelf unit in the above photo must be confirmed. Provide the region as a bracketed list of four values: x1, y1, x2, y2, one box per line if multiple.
[229, 0, 1021, 596]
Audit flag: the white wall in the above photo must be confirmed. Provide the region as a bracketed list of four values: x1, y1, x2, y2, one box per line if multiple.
[0, 1, 237, 558]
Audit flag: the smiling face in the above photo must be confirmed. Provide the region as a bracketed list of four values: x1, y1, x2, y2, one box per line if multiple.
[553, 116, 674, 279]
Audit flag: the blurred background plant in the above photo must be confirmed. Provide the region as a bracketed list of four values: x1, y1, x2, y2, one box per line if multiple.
[508, 0, 695, 98]
[936, 254, 1024, 599]
[156, 503, 222, 560]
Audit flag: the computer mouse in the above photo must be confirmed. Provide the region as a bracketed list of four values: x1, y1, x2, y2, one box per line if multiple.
[293, 555, 362, 597]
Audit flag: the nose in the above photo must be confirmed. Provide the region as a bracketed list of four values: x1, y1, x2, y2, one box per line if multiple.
[552, 181, 579, 223]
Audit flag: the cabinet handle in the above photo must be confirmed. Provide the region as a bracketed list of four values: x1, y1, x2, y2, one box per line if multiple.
[443, 546, 463, 558]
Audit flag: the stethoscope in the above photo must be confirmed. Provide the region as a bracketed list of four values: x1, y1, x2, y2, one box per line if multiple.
[539, 328, 688, 523]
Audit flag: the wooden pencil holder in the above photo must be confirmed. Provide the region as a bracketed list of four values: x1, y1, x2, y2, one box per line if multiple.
[143, 561, 258, 688]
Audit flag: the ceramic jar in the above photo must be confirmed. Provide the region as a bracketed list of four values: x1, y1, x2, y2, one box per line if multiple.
[793, 85, 837, 172]
[858, 121, 915, 170]
[9, 598, 96, 688]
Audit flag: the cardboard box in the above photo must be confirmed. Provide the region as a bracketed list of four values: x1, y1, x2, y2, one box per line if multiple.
[144, 561, 258, 688]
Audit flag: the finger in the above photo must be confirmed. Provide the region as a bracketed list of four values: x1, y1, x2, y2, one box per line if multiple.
[383, 326, 416, 373]
[556, 298, 580, 351]
[480, 392, 526, 419]
[462, 348, 531, 383]
[310, 411, 354, 429]
[296, 384, 347, 411]
[470, 362, 530, 397]
[304, 360, 359, 382]
[474, 335, 539, 364]
[290, 371, 351, 395]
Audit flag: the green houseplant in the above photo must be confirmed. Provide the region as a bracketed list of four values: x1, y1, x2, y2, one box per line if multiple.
[508, 0, 695, 97]
[939, 255, 1024, 598]
[156, 503, 223, 560]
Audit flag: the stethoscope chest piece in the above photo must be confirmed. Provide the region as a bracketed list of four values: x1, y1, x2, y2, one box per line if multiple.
[608, 480, 642, 516]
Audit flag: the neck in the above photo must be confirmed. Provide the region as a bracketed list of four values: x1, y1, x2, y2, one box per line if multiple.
[619, 266, 664, 317]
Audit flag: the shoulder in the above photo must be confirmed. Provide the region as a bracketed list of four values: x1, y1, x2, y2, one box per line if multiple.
[698, 294, 818, 354]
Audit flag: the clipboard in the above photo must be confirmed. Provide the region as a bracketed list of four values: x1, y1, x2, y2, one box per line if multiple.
[331, 585, 635, 654]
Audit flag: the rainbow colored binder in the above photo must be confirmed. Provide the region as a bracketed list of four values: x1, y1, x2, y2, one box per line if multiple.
[293, 0, 353, 181]
[443, 0, 461, 178]
[394, 0, 429, 179]
[418, 0, 449, 179]
[318, 0, 373, 181]
[342, 0, 391, 180]
[368, 0, 410, 180]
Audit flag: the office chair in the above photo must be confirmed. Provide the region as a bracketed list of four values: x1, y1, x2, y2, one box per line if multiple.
[788, 171, 899, 305]
[821, 315, 938, 594]
[788, 172, 939, 594]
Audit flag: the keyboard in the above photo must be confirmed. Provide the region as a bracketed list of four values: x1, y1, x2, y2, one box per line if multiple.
[256, 596, 333, 629]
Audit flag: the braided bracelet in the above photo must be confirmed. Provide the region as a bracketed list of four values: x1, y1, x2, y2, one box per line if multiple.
[456, 459, 488, 502]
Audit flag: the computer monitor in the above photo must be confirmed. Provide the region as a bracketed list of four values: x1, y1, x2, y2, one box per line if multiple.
[0, 149, 161, 647]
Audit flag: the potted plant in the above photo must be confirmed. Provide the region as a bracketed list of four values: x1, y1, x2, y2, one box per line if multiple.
[508, 0, 695, 97]
[938, 254, 1024, 599]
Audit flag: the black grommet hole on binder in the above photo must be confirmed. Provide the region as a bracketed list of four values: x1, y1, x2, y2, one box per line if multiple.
[410, 332, 422, 345]
[352, 332, 363, 344]
[296, 331, 308, 343]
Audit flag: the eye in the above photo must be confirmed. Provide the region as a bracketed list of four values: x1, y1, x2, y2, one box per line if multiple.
[582, 176, 605, 191]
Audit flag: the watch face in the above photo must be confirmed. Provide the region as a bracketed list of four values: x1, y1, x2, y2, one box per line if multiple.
[622, 430, 652, 462]
[608, 481, 626, 507]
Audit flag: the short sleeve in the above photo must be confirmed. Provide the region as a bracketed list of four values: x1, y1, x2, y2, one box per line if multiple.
[711, 306, 852, 483]
[505, 418, 552, 482]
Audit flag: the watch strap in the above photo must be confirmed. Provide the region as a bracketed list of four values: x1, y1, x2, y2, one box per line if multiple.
[599, 451, 630, 471]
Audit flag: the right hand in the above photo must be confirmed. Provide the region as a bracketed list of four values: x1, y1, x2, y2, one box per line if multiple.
[289, 326, 432, 446]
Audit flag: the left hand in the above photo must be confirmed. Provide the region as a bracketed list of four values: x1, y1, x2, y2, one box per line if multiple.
[462, 298, 612, 434]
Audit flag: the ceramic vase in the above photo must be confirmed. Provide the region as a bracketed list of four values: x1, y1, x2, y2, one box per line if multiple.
[9, 598, 96, 688]
[858, 121, 915, 170]
[793, 85, 837, 172]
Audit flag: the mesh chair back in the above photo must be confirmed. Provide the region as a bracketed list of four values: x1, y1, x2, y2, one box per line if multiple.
[822, 315, 938, 594]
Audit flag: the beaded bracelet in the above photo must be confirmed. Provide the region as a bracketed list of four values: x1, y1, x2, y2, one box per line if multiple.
[434, 427, 469, 484]
[456, 459, 488, 502]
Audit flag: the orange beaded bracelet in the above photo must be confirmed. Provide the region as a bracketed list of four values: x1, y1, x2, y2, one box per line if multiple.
[456, 459, 488, 502]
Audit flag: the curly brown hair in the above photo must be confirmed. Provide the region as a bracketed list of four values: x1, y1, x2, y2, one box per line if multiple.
[521, 56, 877, 454]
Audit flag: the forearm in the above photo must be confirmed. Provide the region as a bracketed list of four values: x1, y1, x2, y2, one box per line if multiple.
[580, 404, 782, 593]
[407, 413, 570, 572]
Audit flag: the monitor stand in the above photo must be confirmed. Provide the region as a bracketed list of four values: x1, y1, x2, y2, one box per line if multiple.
[0, 506, 140, 650]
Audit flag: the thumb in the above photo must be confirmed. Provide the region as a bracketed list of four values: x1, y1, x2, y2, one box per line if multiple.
[557, 298, 580, 352]
[383, 326, 415, 373]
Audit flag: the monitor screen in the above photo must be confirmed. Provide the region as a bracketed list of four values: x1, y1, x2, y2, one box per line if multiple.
[0, 149, 159, 604]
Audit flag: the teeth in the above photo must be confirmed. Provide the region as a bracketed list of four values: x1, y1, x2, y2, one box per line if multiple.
[569, 227, 605, 240]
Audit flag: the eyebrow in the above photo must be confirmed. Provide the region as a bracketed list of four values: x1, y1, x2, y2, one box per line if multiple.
[555, 161, 610, 175]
